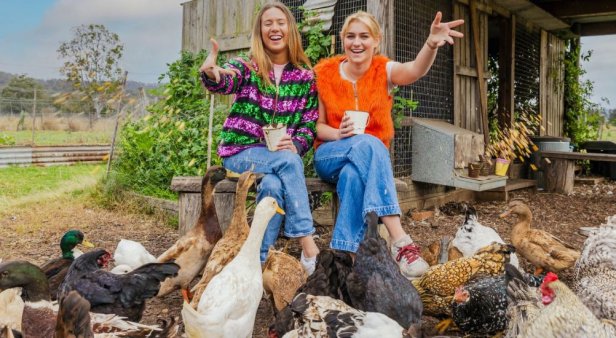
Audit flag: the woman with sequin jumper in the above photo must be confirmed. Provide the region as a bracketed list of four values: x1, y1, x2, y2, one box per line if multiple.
[200, 2, 319, 274]
[314, 11, 464, 279]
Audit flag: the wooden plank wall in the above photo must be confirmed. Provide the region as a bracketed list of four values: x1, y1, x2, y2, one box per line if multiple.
[453, 0, 489, 134]
[540, 30, 565, 137]
[181, 0, 265, 53]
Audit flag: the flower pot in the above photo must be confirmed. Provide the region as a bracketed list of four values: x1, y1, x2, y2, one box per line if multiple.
[494, 158, 510, 176]
[262, 124, 287, 151]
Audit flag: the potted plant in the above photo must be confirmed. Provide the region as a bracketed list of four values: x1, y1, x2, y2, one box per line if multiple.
[485, 111, 541, 176]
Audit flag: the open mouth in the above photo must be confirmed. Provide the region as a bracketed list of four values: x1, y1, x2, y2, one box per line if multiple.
[350, 48, 365, 55]
[269, 35, 283, 42]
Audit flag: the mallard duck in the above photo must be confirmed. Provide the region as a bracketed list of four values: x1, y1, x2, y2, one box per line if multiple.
[157, 165, 227, 296]
[59, 249, 179, 322]
[0, 260, 170, 337]
[263, 247, 307, 312]
[113, 239, 156, 270]
[39, 229, 94, 300]
[190, 171, 256, 308]
[182, 197, 284, 338]
[0, 287, 24, 334]
[500, 201, 580, 275]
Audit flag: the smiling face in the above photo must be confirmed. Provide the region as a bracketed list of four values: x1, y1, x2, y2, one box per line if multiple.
[342, 19, 380, 66]
[260, 7, 289, 62]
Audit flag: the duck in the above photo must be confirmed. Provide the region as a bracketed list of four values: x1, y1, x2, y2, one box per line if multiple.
[181, 197, 284, 338]
[262, 247, 307, 312]
[113, 239, 156, 270]
[189, 170, 256, 308]
[500, 200, 580, 275]
[39, 229, 94, 300]
[156, 165, 227, 296]
[452, 205, 520, 268]
[59, 249, 179, 322]
[0, 260, 172, 337]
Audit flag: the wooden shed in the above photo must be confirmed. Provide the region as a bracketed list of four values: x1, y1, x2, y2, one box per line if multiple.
[180, 0, 616, 210]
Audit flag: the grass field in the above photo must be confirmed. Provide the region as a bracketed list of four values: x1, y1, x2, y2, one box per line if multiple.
[600, 125, 616, 142]
[0, 164, 104, 210]
[1, 130, 111, 146]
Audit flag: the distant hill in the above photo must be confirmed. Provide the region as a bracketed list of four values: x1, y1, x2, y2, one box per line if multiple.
[0, 70, 159, 95]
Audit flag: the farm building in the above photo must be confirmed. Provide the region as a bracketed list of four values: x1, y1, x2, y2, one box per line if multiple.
[179, 0, 616, 212]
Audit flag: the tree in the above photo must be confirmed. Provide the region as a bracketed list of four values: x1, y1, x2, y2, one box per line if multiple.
[57, 24, 124, 124]
[0, 75, 47, 116]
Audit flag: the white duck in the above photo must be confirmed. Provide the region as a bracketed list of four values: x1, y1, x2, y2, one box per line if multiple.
[451, 205, 520, 268]
[181, 197, 285, 338]
[0, 287, 24, 334]
[113, 239, 156, 270]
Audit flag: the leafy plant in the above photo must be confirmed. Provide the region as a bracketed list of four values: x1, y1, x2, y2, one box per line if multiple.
[563, 39, 601, 148]
[0, 133, 15, 145]
[392, 88, 419, 128]
[111, 50, 226, 199]
[299, 8, 333, 65]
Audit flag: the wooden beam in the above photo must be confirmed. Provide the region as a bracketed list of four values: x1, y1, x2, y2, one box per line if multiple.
[367, 0, 394, 57]
[498, 14, 515, 129]
[470, 0, 489, 145]
[579, 21, 616, 36]
[541, 151, 616, 162]
[535, 0, 616, 19]
[455, 65, 492, 78]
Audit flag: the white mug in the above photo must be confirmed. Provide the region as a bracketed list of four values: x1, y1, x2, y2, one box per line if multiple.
[344, 110, 370, 134]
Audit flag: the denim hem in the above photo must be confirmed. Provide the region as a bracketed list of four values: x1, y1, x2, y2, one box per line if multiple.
[330, 239, 360, 253]
[284, 228, 316, 238]
[363, 205, 401, 219]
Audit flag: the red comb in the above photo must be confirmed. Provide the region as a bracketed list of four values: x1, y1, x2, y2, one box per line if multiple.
[544, 272, 559, 283]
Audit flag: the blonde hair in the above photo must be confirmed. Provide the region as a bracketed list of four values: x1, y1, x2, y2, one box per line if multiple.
[250, 2, 311, 86]
[339, 11, 382, 54]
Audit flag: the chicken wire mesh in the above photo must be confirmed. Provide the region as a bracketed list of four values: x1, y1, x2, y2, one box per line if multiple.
[514, 22, 541, 116]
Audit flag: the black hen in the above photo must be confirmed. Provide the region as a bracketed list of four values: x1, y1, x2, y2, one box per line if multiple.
[451, 275, 508, 336]
[59, 249, 180, 322]
[346, 212, 423, 330]
[268, 249, 354, 338]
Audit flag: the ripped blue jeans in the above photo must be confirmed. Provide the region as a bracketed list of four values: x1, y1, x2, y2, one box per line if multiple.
[314, 134, 401, 252]
[223, 147, 315, 262]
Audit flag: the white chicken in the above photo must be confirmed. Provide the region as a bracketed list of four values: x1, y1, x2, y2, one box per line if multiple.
[113, 239, 156, 270]
[451, 206, 519, 268]
[0, 287, 24, 333]
[282, 293, 413, 338]
[574, 215, 616, 320]
[181, 197, 285, 338]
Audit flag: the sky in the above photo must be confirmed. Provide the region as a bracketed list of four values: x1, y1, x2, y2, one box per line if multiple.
[0, 0, 186, 84]
[0, 1, 614, 108]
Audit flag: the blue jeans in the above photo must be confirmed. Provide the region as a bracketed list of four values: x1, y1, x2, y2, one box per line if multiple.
[314, 134, 401, 252]
[222, 147, 315, 262]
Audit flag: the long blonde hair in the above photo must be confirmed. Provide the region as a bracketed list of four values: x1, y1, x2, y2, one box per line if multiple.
[340, 11, 382, 55]
[250, 2, 311, 86]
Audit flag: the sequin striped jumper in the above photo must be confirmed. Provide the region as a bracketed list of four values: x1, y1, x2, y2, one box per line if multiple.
[200, 57, 318, 157]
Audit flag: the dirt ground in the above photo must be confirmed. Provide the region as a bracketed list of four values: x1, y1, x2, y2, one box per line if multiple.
[1, 179, 615, 337]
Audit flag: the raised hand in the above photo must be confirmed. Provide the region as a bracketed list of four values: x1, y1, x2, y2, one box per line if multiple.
[199, 38, 238, 82]
[427, 11, 464, 49]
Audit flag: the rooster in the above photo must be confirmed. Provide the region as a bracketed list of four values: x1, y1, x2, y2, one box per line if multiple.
[516, 272, 616, 337]
[574, 215, 616, 320]
[346, 212, 422, 330]
[59, 249, 179, 322]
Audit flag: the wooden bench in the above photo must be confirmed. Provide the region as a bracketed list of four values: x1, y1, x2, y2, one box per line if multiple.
[170, 176, 409, 235]
[541, 151, 616, 194]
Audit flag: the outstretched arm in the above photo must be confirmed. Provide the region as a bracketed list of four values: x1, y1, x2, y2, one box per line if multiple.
[199, 38, 245, 95]
[390, 12, 464, 86]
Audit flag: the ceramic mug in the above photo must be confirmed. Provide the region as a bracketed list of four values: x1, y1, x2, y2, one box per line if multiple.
[344, 110, 369, 134]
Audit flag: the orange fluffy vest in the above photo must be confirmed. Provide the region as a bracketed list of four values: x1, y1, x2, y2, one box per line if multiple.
[314, 55, 394, 149]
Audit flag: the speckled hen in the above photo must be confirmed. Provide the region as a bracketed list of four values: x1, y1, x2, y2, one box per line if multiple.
[451, 275, 508, 336]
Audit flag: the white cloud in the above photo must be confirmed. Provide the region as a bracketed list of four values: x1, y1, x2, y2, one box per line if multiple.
[582, 35, 616, 109]
[0, 0, 186, 83]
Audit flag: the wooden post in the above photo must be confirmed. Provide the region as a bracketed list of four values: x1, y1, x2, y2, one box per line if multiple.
[470, 0, 489, 145]
[544, 159, 575, 194]
[498, 14, 515, 129]
[31, 88, 37, 145]
[178, 193, 203, 235]
[106, 71, 129, 178]
[367, 0, 394, 58]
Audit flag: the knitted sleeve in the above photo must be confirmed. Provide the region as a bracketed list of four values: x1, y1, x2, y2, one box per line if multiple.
[292, 78, 318, 156]
[200, 57, 250, 95]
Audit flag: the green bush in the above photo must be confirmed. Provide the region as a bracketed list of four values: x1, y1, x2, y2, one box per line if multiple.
[0, 133, 15, 146]
[111, 50, 226, 199]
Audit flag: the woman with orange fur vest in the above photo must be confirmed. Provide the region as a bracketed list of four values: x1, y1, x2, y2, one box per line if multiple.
[313, 10, 464, 279]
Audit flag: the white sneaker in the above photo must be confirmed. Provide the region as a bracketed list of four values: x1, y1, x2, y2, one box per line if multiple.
[390, 235, 429, 280]
[300, 251, 317, 276]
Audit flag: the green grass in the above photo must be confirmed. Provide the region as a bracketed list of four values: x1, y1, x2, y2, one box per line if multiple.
[2, 130, 111, 146]
[600, 125, 616, 142]
[0, 164, 104, 201]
